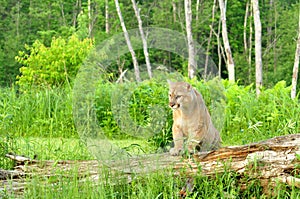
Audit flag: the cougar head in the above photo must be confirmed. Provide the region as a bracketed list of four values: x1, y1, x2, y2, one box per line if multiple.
[167, 80, 193, 110]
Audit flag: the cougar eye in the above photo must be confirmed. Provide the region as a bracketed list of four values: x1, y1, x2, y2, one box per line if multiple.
[176, 95, 182, 99]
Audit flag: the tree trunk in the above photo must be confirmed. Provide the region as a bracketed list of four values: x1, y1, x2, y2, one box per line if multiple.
[248, 2, 253, 83]
[252, 0, 263, 96]
[291, 12, 300, 99]
[88, 0, 92, 38]
[131, 0, 152, 79]
[16, 0, 20, 38]
[184, 0, 196, 79]
[273, 2, 278, 72]
[72, 0, 80, 27]
[105, 0, 110, 34]
[212, 19, 226, 78]
[217, 20, 222, 78]
[172, 0, 177, 22]
[196, 0, 200, 22]
[267, 0, 273, 47]
[218, 0, 235, 82]
[243, 0, 249, 54]
[60, 2, 66, 26]
[2, 134, 300, 196]
[204, 0, 217, 79]
[114, 0, 141, 82]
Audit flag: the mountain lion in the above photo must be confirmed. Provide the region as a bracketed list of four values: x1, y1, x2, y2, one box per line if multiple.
[168, 80, 221, 156]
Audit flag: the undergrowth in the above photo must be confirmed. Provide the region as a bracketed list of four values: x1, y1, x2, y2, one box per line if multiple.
[1, 79, 300, 198]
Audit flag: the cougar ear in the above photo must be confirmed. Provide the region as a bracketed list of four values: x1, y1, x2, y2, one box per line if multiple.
[186, 83, 192, 91]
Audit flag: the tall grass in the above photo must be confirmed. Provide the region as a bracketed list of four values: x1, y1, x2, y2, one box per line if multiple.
[0, 86, 76, 138]
[1, 80, 300, 198]
[1, 80, 299, 144]
[3, 165, 299, 198]
[222, 80, 300, 145]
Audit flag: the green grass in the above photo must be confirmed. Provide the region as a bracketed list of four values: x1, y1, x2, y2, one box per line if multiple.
[0, 86, 76, 138]
[1, 136, 300, 198]
[1, 80, 300, 198]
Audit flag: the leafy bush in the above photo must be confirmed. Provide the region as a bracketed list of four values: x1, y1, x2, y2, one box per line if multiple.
[94, 79, 173, 147]
[222, 80, 300, 145]
[1, 79, 299, 148]
[94, 78, 225, 148]
[15, 34, 93, 91]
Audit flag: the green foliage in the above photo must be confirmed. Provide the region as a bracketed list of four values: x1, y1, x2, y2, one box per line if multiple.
[2, 78, 299, 146]
[15, 35, 93, 90]
[93, 78, 300, 148]
[1, 78, 300, 198]
[3, 160, 299, 198]
[0, 134, 15, 169]
[95, 79, 172, 145]
[222, 80, 300, 145]
[0, 86, 76, 138]
[0, 0, 300, 91]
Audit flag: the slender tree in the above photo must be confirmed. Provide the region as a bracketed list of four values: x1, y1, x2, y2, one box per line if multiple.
[131, 0, 152, 79]
[88, 0, 92, 37]
[218, 0, 235, 81]
[72, 0, 81, 27]
[172, 0, 177, 22]
[252, 0, 263, 96]
[291, 10, 300, 99]
[243, 0, 249, 54]
[184, 0, 196, 79]
[196, 0, 200, 22]
[248, 2, 253, 83]
[114, 0, 141, 82]
[204, 0, 217, 79]
[105, 0, 110, 34]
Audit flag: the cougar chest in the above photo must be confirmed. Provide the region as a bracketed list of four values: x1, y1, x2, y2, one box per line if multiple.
[173, 109, 194, 136]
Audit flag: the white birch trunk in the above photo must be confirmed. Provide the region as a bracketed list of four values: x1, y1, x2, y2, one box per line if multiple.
[252, 0, 263, 96]
[248, 2, 253, 82]
[204, 0, 216, 79]
[291, 12, 300, 99]
[88, 0, 92, 37]
[172, 0, 177, 22]
[131, 0, 152, 79]
[243, 0, 249, 54]
[218, 0, 235, 82]
[105, 0, 110, 34]
[184, 0, 196, 79]
[114, 0, 141, 82]
[196, 0, 200, 22]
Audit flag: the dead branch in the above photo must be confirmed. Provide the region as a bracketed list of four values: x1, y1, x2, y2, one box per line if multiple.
[1, 134, 300, 196]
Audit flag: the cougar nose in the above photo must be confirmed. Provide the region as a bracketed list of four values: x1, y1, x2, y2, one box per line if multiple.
[169, 102, 175, 107]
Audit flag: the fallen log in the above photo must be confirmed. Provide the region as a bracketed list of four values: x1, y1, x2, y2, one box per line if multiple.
[1, 134, 300, 196]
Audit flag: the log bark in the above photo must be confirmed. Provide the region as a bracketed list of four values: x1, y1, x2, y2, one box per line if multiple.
[1, 134, 300, 196]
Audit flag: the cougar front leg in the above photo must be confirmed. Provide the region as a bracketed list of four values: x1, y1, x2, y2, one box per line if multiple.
[169, 126, 184, 156]
[187, 131, 203, 154]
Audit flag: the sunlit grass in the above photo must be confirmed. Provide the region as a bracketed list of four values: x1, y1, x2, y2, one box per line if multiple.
[1, 81, 300, 198]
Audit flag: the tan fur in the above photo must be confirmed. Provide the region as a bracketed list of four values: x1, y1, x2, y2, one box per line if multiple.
[168, 80, 221, 156]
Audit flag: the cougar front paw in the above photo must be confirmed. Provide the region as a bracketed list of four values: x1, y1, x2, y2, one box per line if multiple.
[169, 147, 182, 156]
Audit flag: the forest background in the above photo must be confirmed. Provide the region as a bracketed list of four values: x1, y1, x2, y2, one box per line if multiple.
[0, 0, 299, 89]
[1, 0, 300, 197]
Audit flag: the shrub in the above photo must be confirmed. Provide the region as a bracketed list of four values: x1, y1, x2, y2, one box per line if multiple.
[15, 34, 93, 91]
